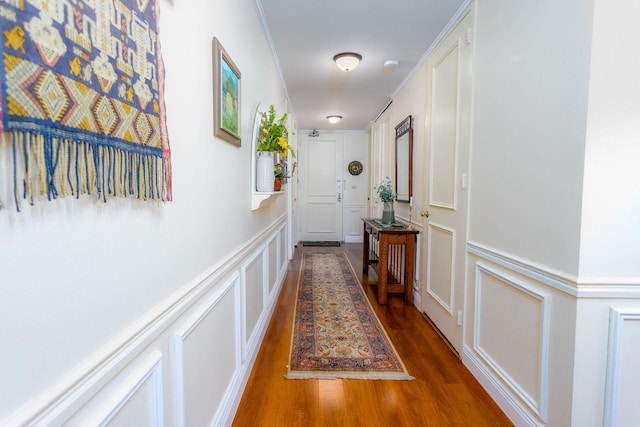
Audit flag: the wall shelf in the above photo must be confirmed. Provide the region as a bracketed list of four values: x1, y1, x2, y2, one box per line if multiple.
[251, 103, 285, 211]
[252, 191, 284, 210]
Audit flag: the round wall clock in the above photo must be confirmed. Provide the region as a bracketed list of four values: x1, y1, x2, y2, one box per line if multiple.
[348, 160, 363, 176]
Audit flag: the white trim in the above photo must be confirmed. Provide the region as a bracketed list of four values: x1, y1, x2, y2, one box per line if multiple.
[390, 0, 473, 99]
[426, 222, 456, 314]
[90, 351, 164, 426]
[473, 262, 551, 421]
[463, 346, 543, 427]
[468, 241, 577, 296]
[603, 307, 640, 426]
[467, 241, 640, 298]
[4, 217, 287, 426]
[240, 245, 266, 363]
[171, 273, 240, 427]
[252, 0, 290, 104]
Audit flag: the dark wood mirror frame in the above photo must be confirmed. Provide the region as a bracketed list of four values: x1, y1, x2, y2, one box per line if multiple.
[395, 115, 413, 202]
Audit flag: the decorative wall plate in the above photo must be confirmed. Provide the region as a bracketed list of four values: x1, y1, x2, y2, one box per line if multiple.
[348, 160, 363, 176]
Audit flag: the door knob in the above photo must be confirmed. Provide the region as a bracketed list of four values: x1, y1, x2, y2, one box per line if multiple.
[420, 211, 430, 218]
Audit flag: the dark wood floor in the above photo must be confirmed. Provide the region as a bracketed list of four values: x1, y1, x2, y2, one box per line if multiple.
[232, 243, 513, 427]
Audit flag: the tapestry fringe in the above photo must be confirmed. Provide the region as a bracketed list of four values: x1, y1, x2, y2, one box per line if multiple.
[9, 131, 167, 211]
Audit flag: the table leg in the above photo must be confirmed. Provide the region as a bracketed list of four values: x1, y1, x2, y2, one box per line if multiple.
[362, 223, 369, 275]
[404, 235, 415, 305]
[378, 236, 388, 304]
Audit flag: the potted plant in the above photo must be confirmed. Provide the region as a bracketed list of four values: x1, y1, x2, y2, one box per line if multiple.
[256, 104, 296, 192]
[376, 177, 395, 224]
[274, 165, 289, 191]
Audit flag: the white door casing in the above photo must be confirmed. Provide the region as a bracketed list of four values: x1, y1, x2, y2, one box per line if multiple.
[421, 9, 474, 355]
[299, 133, 344, 242]
[370, 110, 391, 218]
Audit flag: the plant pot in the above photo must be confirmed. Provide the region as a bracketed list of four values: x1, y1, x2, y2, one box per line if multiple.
[274, 177, 283, 191]
[256, 151, 275, 192]
[382, 201, 395, 224]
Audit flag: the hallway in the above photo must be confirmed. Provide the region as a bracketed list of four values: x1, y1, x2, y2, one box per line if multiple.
[232, 243, 512, 426]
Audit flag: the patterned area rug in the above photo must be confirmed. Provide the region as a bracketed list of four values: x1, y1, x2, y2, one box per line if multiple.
[287, 252, 413, 380]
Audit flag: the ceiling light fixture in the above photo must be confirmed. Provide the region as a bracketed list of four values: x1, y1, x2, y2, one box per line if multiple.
[333, 52, 362, 71]
[327, 115, 342, 124]
[383, 59, 399, 68]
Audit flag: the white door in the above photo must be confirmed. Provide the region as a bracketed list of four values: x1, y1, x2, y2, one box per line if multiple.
[300, 134, 343, 241]
[421, 9, 474, 355]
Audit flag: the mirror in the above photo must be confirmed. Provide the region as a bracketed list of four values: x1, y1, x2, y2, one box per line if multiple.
[395, 115, 413, 202]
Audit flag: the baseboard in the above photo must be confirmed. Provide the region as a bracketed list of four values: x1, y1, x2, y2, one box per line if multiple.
[462, 345, 542, 427]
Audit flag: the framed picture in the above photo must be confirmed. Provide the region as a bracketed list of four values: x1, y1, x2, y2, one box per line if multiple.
[212, 37, 241, 146]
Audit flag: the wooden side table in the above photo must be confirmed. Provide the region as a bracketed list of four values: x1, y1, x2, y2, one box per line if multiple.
[362, 218, 419, 305]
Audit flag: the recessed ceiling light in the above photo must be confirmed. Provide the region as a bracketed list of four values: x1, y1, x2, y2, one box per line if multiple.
[333, 52, 362, 71]
[327, 115, 342, 124]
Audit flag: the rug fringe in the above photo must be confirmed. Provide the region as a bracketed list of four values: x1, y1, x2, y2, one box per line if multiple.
[285, 373, 414, 381]
[8, 131, 167, 210]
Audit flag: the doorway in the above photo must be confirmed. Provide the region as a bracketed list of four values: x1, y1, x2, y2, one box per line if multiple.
[299, 133, 344, 242]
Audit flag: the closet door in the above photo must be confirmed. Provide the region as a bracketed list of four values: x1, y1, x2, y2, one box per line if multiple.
[420, 9, 474, 355]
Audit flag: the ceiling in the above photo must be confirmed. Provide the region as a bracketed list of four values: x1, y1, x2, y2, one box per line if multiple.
[256, 0, 468, 131]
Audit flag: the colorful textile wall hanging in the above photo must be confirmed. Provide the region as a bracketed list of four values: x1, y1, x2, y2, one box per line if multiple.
[0, 0, 172, 210]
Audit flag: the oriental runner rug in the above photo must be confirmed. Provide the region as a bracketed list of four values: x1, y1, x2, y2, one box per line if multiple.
[287, 252, 413, 380]
[0, 0, 171, 210]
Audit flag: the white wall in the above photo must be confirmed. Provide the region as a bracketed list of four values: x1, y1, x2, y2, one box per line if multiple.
[386, 0, 640, 426]
[579, 0, 640, 280]
[0, 0, 290, 424]
[466, 0, 640, 426]
[342, 133, 368, 243]
[469, 0, 591, 278]
[390, 62, 427, 229]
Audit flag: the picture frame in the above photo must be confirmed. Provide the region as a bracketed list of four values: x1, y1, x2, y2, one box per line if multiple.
[212, 37, 241, 146]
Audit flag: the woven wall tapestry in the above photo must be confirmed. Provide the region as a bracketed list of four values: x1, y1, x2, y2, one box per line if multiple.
[0, 0, 172, 210]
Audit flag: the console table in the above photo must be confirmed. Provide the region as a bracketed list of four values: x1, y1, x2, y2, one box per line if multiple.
[362, 218, 419, 305]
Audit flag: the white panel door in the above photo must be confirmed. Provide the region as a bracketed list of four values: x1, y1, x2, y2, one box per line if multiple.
[421, 9, 474, 355]
[300, 134, 343, 241]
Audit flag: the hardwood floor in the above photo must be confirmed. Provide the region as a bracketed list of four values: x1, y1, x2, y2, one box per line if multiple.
[232, 243, 512, 427]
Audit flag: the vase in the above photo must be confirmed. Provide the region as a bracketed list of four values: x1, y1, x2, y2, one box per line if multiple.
[256, 151, 275, 192]
[382, 201, 395, 224]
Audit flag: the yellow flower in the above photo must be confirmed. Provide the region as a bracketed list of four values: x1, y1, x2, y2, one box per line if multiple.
[277, 137, 288, 150]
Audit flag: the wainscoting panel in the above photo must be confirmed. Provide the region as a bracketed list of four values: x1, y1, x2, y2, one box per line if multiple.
[268, 234, 279, 295]
[344, 206, 365, 243]
[172, 273, 239, 427]
[241, 247, 266, 363]
[426, 222, 455, 313]
[8, 218, 289, 427]
[473, 262, 550, 421]
[95, 351, 163, 426]
[604, 307, 640, 426]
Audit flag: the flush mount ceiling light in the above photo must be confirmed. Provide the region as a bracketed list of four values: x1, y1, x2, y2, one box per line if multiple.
[333, 52, 362, 71]
[327, 115, 343, 124]
[383, 59, 399, 68]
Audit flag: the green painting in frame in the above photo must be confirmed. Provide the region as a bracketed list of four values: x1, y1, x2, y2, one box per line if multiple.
[213, 38, 241, 146]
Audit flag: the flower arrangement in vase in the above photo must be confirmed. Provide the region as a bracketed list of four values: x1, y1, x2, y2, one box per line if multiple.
[256, 104, 295, 192]
[258, 104, 295, 159]
[376, 177, 395, 224]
